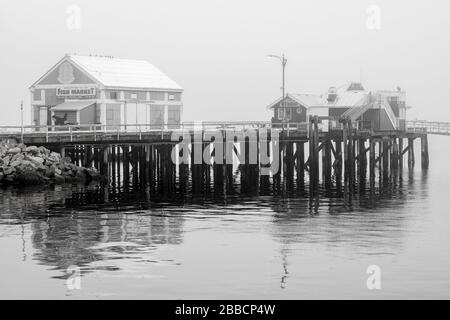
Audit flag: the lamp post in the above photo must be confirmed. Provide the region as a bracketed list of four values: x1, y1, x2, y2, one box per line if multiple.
[267, 53, 288, 125]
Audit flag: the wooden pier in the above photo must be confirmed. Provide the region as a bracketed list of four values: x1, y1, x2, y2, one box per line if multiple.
[0, 119, 430, 197]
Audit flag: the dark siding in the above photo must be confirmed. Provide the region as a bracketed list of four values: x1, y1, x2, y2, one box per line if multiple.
[271, 97, 307, 123]
[362, 109, 395, 131]
[329, 108, 350, 117]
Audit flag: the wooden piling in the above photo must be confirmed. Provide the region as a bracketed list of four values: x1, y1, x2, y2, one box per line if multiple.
[334, 139, 343, 188]
[408, 138, 415, 169]
[421, 135, 429, 169]
[296, 142, 305, 186]
[369, 139, 376, 186]
[398, 138, 404, 170]
[324, 139, 332, 187]
[382, 140, 389, 182]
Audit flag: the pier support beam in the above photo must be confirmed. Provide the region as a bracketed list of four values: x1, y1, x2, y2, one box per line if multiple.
[398, 138, 404, 170]
[324, 139, 332, 187]
[421, 135, 429, 169]
[408, 138, 415, 169]
[369, 139, 376, 186]
[295, 142, 305, 186]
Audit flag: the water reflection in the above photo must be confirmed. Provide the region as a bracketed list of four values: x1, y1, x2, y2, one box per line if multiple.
[0, 167, 429, 287]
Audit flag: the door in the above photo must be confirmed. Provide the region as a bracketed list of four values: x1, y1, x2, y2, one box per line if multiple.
[38, 107, 48, 131]
[39, 108, 48, 126]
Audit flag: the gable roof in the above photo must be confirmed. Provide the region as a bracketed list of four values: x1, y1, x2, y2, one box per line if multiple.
[289, 94, 323, 107]
[31, 54, 183, 91]
[267, 93, 322, 109]
[267, 91, 369, 109]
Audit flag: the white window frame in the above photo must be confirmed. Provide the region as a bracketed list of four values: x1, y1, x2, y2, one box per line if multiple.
[277, 108, 284, 120]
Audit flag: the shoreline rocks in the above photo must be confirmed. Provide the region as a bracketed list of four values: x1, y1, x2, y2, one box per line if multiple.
[0, 141, 102, 186]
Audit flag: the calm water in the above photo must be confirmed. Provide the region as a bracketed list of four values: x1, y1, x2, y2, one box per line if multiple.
[1, 136, 450, 299]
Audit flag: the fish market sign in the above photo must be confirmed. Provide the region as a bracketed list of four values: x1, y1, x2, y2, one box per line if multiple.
[56, 87, 96, 98]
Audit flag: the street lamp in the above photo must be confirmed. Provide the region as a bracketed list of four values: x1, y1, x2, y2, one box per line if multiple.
[267, 54, 288, 124]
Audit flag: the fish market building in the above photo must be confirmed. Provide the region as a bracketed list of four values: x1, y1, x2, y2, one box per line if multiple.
[29, 54, 183, 130]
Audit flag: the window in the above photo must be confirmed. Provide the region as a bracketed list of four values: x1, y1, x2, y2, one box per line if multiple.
[109, 91, 118, 100]
[106, 109, 115, 121]
[277, 108, 292, 120]
[278, 108, 284, 120]
[168, 92, 181, 101]
[168, 110, 180, 122]
[130, 93, 138, 100]
[154, 110, 163, 122]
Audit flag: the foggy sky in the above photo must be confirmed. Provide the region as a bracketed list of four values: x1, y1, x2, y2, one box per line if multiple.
[1, 0, 449, 125]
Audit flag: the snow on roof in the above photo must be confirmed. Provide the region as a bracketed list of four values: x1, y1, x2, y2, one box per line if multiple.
[290, 94, 323, 107]
[323, 91, 368, 108]
[69, 55, 183, 91]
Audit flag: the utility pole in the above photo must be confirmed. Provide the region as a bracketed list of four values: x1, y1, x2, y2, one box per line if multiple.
[267, 53, 288, 125]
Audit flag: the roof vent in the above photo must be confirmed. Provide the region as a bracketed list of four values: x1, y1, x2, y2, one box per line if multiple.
[347, 82, 365, 91]
[327, 86, 337, 102]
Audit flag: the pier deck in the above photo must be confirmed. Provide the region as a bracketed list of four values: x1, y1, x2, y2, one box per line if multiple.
[0, 119, 430, 197]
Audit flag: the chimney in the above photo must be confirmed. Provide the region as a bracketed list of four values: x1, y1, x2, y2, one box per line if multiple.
[327, 86, 337, 102]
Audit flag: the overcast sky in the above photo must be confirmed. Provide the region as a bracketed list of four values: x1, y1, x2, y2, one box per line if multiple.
[1, 0, 449, 125]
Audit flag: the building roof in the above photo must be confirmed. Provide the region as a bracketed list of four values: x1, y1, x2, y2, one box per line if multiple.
[289, 94, 324, 107]
[69, 55, 183, 91]
[267, 91, 369, 109]
[30, 54, 183, 91]
[51, 100, 96, 111]
[266, 93, 323, 109]
[321, 90, 369, 108]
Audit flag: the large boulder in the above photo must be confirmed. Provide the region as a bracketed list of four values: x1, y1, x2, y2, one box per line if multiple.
[10, 160, 23, 168]
[11, 153, 24, 162]
[3, 167, 15, 176]
[49, 152, 61, 161]
[24, 146, 39, 154]
[26, 155, 45, 166]
[7, 147, 21, 155]
[2, 155, 11, 166]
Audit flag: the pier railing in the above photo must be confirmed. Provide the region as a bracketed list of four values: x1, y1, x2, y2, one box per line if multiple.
[406, 120, 450, 135]
[0, 121, 313, 143]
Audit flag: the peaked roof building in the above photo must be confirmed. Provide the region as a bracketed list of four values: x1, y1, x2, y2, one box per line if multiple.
[30, 54, 183, 129]
[267, 82, 408, 131]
